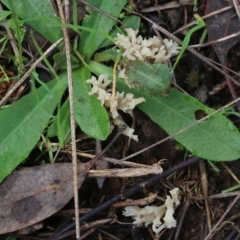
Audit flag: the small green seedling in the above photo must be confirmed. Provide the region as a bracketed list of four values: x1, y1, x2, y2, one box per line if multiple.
[173, 14, 205, 70]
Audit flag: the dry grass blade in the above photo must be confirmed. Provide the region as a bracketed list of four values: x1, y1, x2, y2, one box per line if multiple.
[88, 164, 163, 178]
[199, 161, 211, 233]
[61, 150, 155, 168]
[232, 0, 240, 19]
[222, 163, 240, 184]
[56, 0, 80, 238]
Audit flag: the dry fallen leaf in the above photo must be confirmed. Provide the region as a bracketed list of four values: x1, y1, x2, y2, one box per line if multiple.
[0, 163, 87, 234]
[206, 0, 240, 65]
[205, 0, 240, 106]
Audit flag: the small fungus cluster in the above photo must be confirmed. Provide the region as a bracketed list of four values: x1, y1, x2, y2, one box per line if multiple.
[115, 28, 179, 63]
[123, 188, 180, 236]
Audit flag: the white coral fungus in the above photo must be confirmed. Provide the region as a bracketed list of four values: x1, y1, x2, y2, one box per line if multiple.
[86, 74, 145, 141]
[123, 188, 180, 236]
[115, 28, 179, 64]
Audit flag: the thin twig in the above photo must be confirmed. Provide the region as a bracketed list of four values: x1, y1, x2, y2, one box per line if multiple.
[0, 38, 63, 106]
[56, 0, 80, 238]
[173, 6, 233, 34]
[221, 163, 240, 184]
[232, 0, 240, 20]
[60, 150, 157, 168]
[190, 31, 240, 49]
[208, 191, 240, 199]
[199, 161, 211, 233]
[141, 1, 181, 12]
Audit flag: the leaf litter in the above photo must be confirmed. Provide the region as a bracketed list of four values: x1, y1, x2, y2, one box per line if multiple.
[0, 159, 163, 234]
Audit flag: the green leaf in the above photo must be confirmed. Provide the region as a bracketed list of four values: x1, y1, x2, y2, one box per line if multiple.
[94, 53, 173, 97]
[121, 60, 173, 97]
[0, 72, 68, 183]
[94, 48, 118, 62]
[1, 0, 63, 46]
[0, 10, 11, 21]
[73, 67, 110, 140]
[89, 61, 240, 161]
[47, 99, 71, 146]
[79, 0, 127, 60]
[53, 52, 80, 70]
[0, 69, 100, 182]
[136, 90, 240, 161]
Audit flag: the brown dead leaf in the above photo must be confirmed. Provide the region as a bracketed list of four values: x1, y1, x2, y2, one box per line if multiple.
[0, 163, 87, 234]
[206, 0, 240, 65]
[205, 0, 240, 107]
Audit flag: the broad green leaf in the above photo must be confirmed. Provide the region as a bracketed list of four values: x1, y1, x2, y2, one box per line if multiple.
[79, 0, 127, 60]
[0, 72, 68, 183]
[47, 99, 71, 146]
[94, 48, 118, 63]
[89, 61, 240, 161]
[0, 69, 100, 182]
[73, 67, 110, 140]
[1, 0, 62, 45]
[53, 52, 80, 70]
[94, 52, 173, 97]
[121, 60, 173, 97]
[136, 89, 240, 161]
